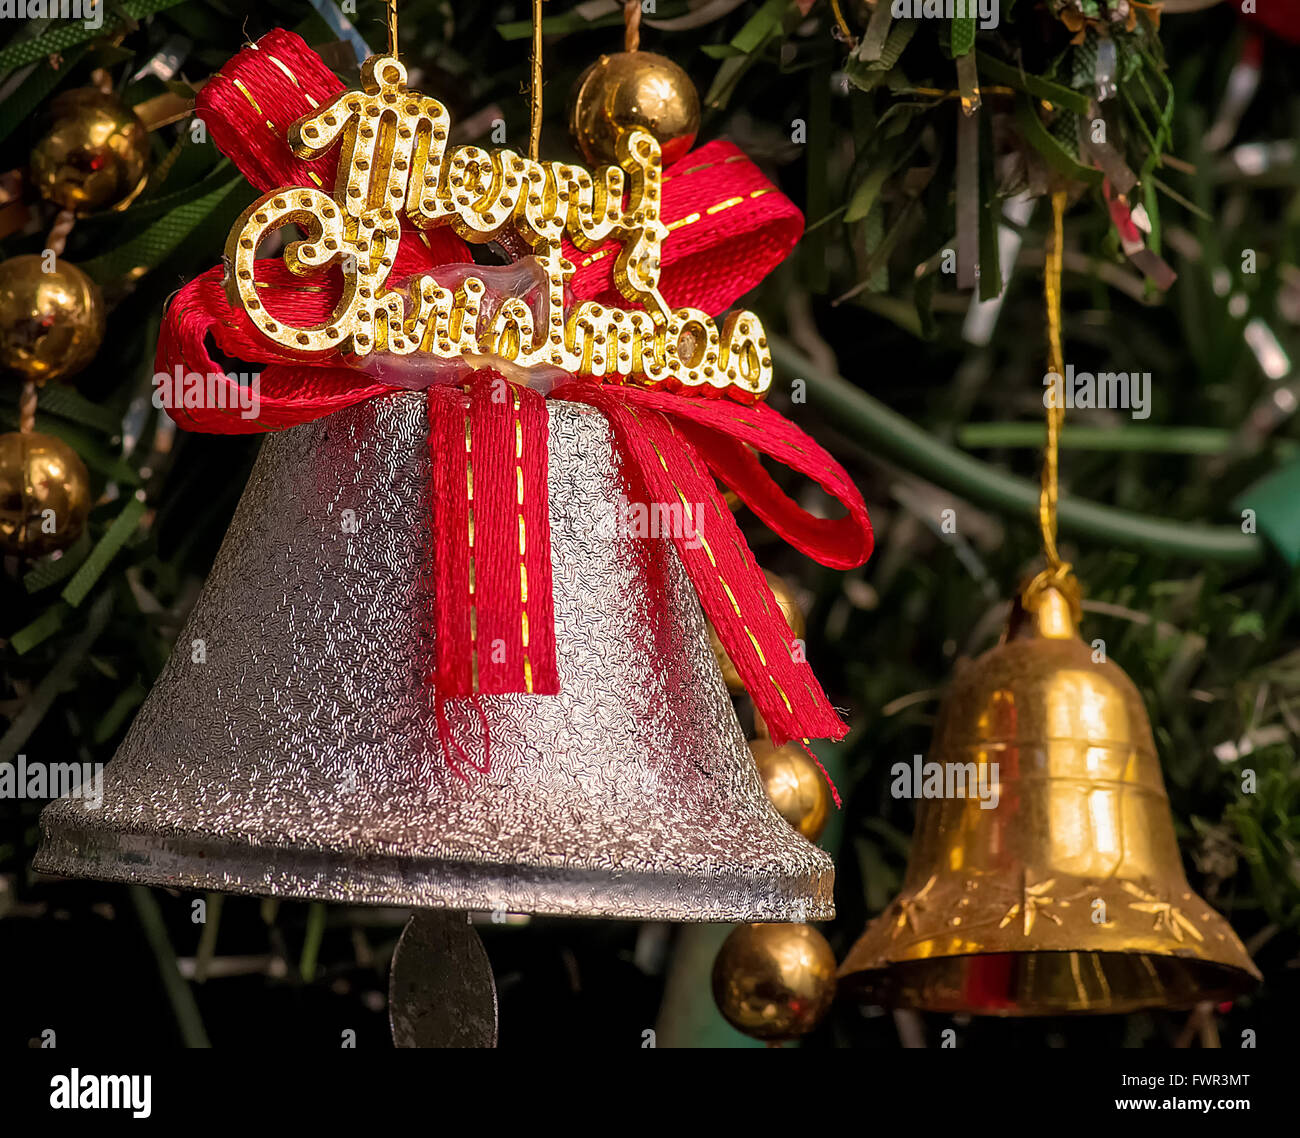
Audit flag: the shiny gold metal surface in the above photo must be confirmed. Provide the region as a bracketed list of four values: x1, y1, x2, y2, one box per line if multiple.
[569, 52, 701, 167]
[839, 584, 1262, 1015]
[30, 88, 150, 214]
[750, 738, 830, 842]
[712, 922, 837, 1041]
[0, 255, 105, 383]
[710, 571, 805, 693]
[0, 431, 92, 556]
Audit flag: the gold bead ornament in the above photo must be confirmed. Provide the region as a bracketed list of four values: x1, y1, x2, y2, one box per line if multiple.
[0, 256, 105, 384]
[712, 922, 837, 1042]
[30, 88, 151, 214]
[569, 52, 701, 167]
[0, 431, 91, 557]
[709, 571, 806, 693]
[749, 738, 831, 842]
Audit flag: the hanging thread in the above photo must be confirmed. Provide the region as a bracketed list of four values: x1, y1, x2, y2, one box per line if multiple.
[385, 0, 399, 57]
[1039, 188, 1067, 573]
[19, 380, 37, 434]
[1026, 188, 1081, 616]
[529, 0, 544, 161]
[829, 0, 856, 49]
[624, 0, 642, 52]
[45, 209, 75, 256]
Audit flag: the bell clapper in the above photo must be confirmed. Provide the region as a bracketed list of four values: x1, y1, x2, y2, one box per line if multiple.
[389, 910, 498, 1048]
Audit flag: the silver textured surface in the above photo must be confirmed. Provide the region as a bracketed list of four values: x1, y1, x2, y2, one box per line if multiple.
[35, 394, 834, 920]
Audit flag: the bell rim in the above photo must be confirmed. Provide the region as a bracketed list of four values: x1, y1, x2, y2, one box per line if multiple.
[835, 949, 1260, 1017]
[838, 883, 1261, 977]
[33, 810, 836, 923]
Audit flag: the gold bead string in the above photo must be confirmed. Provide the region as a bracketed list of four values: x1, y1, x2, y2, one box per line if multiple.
[21, 72, 110, 436]
[624, 0, 642, 52]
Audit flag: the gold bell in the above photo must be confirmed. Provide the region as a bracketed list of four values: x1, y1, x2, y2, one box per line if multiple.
[839, 583, 1261, 1015]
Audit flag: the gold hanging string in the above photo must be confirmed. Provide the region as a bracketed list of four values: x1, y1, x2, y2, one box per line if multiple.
[529, 0, 545, 161]
[1025, 189, 1081, 616]
[22, 205, 81, 436]
[386, 0, 399, 58]
[19, 379, 37, 434]
[1040, 188, 1067, 571]
[624, 0, 642, 52]
[829, 0, 856, 48]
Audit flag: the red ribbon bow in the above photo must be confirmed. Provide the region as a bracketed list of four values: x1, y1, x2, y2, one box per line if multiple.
[159, 30, 873, 751]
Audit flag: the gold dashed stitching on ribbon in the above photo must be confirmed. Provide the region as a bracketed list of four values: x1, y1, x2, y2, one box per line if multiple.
[769, 676, 793, 713]
[465, 411, 478, 692]
[665, 420, 786, 719]
[576, 188, 775, 269]
[265, 52, 320, 108]
[648, 438, 671, 475]
[512, 390, 533, 693]
[232, 78, 275, 131]
[231, 67, 325, 185]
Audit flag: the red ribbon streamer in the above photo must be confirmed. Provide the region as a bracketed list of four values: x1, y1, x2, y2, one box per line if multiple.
[159, 31, 874, 749]
[429, 378, 559, 698]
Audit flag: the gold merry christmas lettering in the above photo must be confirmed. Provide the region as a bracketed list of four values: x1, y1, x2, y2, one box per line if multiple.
[223, 56, 771, 397]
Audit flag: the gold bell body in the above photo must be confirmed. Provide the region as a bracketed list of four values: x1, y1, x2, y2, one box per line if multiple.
[839, 584, 1261, 1015]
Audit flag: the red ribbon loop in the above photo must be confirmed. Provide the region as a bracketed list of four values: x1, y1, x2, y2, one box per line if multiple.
[554, 381, 866, 744]
[562, 140, 804, 316]
[157, 31, 874, 752]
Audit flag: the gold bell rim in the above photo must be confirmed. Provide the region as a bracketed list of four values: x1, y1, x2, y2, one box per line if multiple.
[836, 949, 1259, 1017]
